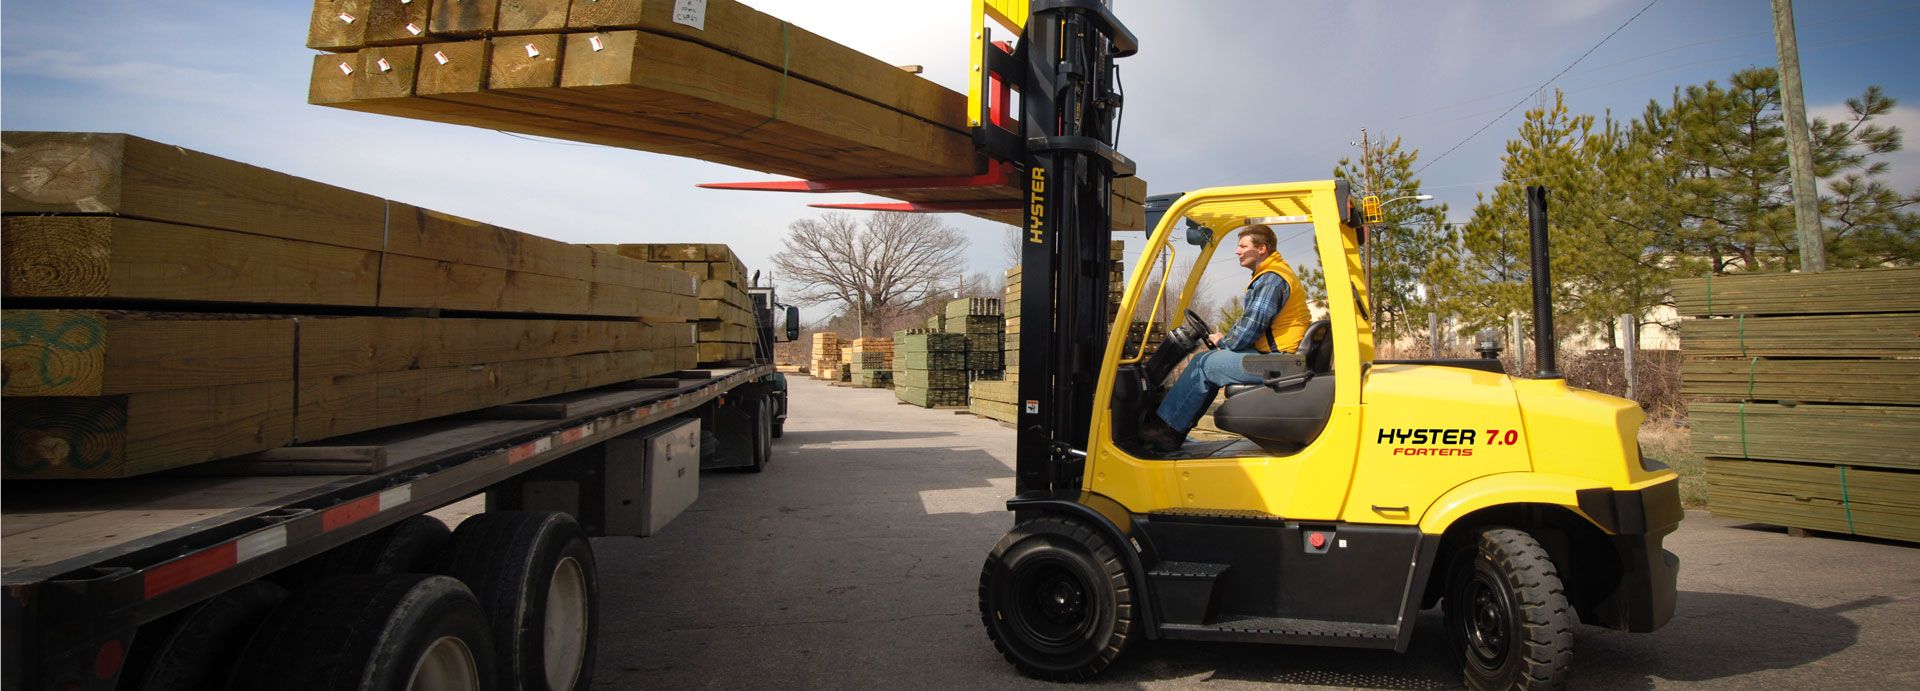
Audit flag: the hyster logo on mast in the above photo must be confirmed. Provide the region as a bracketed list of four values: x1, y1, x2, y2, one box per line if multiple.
[1028, 166, 1046, 243]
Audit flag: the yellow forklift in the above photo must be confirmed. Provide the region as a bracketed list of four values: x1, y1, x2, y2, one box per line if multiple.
[966, 3, 1683, 689]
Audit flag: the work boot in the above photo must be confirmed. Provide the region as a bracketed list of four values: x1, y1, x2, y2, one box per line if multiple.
[1138, 414, 1185, 454]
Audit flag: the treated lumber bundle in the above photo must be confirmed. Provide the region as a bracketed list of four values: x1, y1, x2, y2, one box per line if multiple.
[2, 216, 381, 306]
[1681, 359, 1920, 405]
[1005, 265, 1022, 379]
[1677, 314, 1919, 358]
[301, 0, 1149, 228]
[1, 132, 387, 251]
[1707, 459, 1920, 543]
[1672, 267, 1920, 317]
[896, 385, 967, 408]
[946, 297, 1001, 319]
[0, 313, 696, 478]
[2, 133, 709, 478]
[1688, 402, 1918, 472]
[810, 332, 842, 380]
[969, 379, 1019, 423]
[898, 369, 967, 390]
[585, 244, 758, 364]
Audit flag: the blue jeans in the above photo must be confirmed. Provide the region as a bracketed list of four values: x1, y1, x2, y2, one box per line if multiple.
[1155, 349, 1267, 433]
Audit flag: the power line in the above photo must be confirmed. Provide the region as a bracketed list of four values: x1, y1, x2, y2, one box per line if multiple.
[1413, 0, 1663, 177]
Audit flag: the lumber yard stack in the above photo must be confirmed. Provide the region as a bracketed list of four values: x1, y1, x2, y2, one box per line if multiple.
[1107, 241, 1126, 324]
[1674, 267, 1920, 543]
[809, 332, 841, 380]
[848, 338, 894, 388]
[303, 0, 1148, 229]
[894, 330, 967, 408]
[586, 243, 756, 365]
[945, 297, 1005, 374]
[972, 265, 1024, 422]
[0, 131, 698, 479]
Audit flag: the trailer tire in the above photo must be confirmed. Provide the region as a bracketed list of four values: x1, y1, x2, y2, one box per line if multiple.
[438, 511, 597, 691]
[367, 515, 453, 574]
[130, 581, 287, 691]
[227, 574, 495, 691]
[978, 515, 1136, 681]
[746, 394, 772, 473]
[1444, 527, 1574, 691]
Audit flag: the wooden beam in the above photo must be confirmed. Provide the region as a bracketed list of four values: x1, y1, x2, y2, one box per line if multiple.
[1689, 402, 1920, 471]
[2, 381, 296, 479]
[298, 317, 694, 378]
[309, 0, 371, 52]
[429, 0, 497, 37]
[1673, 266, 1920, 316]
[1682, 358, 1920, 405]
[2, 311, 294, 397]
[497, 0, 570, 32]
[296, 346, 693, 440]
[364, 0, 433, 45]
[1, 216, 382, 306]
[1, 132, 388, 251]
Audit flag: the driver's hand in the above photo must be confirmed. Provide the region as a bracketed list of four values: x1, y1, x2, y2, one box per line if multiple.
[1208, 332, 1224, 346]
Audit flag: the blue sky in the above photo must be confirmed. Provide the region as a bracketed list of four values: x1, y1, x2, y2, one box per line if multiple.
[5, 1, 1916, 323]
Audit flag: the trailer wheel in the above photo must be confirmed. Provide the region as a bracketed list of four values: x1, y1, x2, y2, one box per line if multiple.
[367, 515, 453, 574]
[978, 515, 1136, 681]
[227, 574, 494, 691]
[746, 393, 773, 473]
[438, 511, 597, 691]
[1444, 527, 1574, 691]
[130, 581, 287, 691]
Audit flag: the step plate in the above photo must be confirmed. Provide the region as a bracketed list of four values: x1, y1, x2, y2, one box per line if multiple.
[1159, 617, 1401, 649]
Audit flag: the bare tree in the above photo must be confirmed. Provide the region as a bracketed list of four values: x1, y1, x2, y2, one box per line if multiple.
[771, 211, 969, 337]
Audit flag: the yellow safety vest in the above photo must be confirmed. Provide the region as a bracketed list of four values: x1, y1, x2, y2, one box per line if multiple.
[1248, 252, 1312, 353]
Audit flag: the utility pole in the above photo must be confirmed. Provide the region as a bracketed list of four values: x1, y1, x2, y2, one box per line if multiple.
[1772, 0, 1827, 272]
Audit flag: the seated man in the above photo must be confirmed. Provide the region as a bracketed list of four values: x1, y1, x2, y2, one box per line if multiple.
[1139, 224, 1313, 453]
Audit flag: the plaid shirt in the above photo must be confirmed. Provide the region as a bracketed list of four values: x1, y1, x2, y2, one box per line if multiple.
[1220, 273, 1289, 352]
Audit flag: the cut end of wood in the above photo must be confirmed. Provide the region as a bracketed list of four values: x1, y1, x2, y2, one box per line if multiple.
[1, 133, 125, 210]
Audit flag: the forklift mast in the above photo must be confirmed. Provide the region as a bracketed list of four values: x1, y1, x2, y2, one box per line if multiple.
[971, 0, 1138, 497]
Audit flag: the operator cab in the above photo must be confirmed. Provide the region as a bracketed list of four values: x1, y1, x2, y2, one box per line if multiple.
[1107, 182, 1367, 460]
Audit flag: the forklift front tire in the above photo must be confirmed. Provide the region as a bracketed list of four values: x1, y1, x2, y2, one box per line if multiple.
[1444, 527, 1574, 691]
[978, 515, 1136, 681]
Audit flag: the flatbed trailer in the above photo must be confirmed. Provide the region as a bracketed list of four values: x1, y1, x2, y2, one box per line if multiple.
[3, 364, 781, 690]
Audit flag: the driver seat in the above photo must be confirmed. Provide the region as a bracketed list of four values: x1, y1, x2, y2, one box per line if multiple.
[1212, 320, 1335, 454]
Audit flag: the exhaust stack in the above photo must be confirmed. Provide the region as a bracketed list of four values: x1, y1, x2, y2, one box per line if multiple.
[1527, 186, 1562, 379]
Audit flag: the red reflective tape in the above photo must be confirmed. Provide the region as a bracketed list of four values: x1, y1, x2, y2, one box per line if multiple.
[144, 542, 237, 599]
[560, 425, 589, 444]
[323, 495, 381, 532]
[509, 442, 538, 463]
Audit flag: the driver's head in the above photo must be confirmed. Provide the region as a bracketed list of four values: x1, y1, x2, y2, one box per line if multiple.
[1235, 225, 1277, 271]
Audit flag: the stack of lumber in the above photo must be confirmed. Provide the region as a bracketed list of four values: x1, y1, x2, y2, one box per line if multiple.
[0, 131, 698, 479]
[848, 337, 893, 388]
[1005, 265, 1023, 381]
[1107, 240, 1127, 324]
[893, 330, 967, 407]
[1675, 267, 1920, 542]
[809, 332, 841, 380]
[303, 0, 1148, 229]
[585, 243, 756, 364]
[969, 379, 1019, 424]
[945, 297, 1005, 373]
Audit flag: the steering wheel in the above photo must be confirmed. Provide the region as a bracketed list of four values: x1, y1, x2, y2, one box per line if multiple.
[1185, 309, 1218, 350]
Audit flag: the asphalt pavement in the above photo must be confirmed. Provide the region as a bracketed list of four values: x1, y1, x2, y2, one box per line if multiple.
[586, 375, 1920, 690]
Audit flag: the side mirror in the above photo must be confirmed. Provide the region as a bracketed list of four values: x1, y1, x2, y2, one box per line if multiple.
[1184, 219, 1211, 247]
[784, 306, 800, 342]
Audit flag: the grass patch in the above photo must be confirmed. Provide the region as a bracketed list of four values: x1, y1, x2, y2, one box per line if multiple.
[1639, 420, 1707, 508]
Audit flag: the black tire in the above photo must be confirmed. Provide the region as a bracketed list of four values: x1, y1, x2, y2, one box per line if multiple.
[1443, 527, 1574, 691]
[131, 581, 288, 691]
[438, 511, 598, 691]
[745, 393, 772, 473]
[367, 515, 453, 574]
[227, 574, 495, 691]
[978, 515, 1136, 681]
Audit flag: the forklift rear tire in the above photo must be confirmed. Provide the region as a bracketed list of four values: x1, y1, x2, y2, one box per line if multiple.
[978, 515, 1136, 681]
[1444, 527, 1574, 691]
